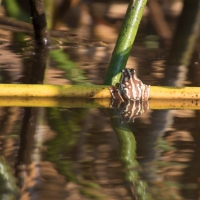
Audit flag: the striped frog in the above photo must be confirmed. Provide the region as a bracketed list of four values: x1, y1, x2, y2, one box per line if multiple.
[109, 68, 150, 123]
[109, 68, 150, 102]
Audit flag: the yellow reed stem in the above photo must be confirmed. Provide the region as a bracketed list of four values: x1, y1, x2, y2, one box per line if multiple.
[0, 84, 200, 100]
[0, 84, 110, 98]
[150, 86, 200, 99]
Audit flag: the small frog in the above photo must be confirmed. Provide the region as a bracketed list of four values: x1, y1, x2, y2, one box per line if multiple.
[109, 68, 150, 123]
[109, 68, 150, 102]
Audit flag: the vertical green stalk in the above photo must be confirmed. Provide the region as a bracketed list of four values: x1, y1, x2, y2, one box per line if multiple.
[104, 0, 147, 85]
[105, 1, 151, 199]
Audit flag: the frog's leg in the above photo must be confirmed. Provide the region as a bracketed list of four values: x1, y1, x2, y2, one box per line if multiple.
[109, 86, 124, 108]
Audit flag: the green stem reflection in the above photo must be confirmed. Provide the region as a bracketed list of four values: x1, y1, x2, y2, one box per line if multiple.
[109, 109, 151, 200]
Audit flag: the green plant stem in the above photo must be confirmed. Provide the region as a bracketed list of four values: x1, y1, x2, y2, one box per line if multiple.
[104, 1, 151, 198]
[104, 0, 147, 85]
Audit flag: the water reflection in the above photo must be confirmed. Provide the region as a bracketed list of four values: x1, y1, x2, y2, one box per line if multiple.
[1, 104, 200, 199]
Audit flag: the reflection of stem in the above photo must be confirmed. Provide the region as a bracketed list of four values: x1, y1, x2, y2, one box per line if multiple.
[16, 45, 48, 163]
[45, 108, 78, 182]
[16, 108, 38, 165]
[15, 42, 48, 187]
[16, 44, 48, 167]
[109, 110, 137, 172]
[45, 107, 103, 192]
[109, 109, 151, 200]
[46, 108, 104, 198]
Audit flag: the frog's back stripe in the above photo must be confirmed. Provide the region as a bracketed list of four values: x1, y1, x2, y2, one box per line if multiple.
[120, 68, 150, 101]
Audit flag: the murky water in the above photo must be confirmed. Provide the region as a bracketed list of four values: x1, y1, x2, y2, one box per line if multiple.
[0, 1, 200, 199]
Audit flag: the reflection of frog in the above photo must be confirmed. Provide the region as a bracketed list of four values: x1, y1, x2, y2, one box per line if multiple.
[109, 68, 150, 123]
[119, 100, 149, 123]
[109, 68, 150, 102]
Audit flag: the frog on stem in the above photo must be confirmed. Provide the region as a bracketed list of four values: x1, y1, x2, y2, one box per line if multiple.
[110, 68, 150, 102]
[109, 68, 150, 123]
